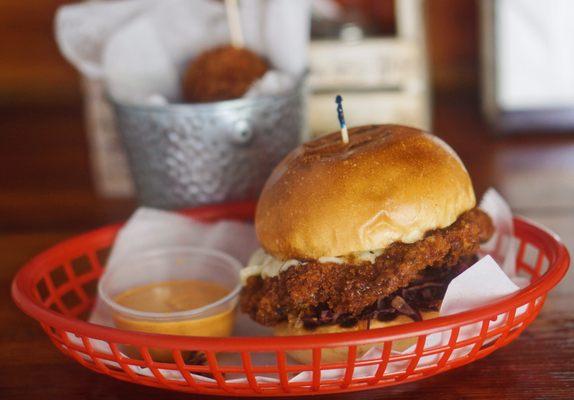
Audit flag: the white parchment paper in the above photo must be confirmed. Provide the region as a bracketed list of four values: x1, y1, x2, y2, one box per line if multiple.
[56, 0, 311, 103]
[66, 188, 528, 383]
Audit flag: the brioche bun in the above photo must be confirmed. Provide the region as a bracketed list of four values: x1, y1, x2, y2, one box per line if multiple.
[274, 311, 440, 364]
[256, 125, 475, 260]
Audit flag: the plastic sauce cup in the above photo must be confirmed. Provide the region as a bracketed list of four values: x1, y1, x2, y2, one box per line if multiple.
[98, 247, 242, 361]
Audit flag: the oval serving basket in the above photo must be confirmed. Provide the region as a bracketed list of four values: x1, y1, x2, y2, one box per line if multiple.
[11, 202, 570, 397]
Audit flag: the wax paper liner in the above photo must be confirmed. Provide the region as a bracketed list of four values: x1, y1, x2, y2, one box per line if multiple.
[64, 188, 529, 383]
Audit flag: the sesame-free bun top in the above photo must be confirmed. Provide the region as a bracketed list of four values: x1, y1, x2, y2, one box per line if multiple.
[255, 125, 476, 260]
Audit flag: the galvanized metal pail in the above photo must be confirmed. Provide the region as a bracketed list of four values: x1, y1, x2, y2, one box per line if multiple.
[111, 79, 307, 209]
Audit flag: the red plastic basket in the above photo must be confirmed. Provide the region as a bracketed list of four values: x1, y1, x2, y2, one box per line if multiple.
[12, 202, 570, 397]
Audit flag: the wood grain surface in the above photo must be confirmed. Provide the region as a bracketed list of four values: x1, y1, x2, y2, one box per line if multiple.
[1, 94, 573, 399]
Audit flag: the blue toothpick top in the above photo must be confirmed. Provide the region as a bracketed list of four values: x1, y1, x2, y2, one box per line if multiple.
[335, 95, 349, 144]
[335, 95, 346, 128]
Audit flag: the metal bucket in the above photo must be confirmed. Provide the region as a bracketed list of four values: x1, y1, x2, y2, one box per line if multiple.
[111, 79, 307, 209]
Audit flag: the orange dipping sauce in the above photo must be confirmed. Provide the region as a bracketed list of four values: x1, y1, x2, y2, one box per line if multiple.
[114, 280, 229, 313]
[111, 279, 237, 361]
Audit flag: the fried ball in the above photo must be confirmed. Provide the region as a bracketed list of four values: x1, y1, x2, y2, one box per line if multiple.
[182, 45, 268, 103]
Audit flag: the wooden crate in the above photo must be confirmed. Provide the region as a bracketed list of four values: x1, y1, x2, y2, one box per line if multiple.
[308, 0, 430, 137]
[82, 78, 134, 197]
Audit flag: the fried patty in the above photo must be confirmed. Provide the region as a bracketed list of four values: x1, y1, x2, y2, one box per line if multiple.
[298, 257, 476, 330]
[240, 208, 494, 327]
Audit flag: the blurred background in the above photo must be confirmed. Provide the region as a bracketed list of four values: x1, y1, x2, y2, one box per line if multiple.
[2, 3, 573, 398]
[0, 0, 573, 258]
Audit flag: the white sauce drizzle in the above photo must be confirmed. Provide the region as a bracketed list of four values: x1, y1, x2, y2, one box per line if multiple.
[240, 248, 383, 284]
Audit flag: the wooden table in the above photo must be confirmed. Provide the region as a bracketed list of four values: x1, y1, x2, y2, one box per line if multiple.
[1, 95, 573, 399]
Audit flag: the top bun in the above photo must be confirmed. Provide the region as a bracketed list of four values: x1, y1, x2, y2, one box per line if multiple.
[255, 125, 476, 260]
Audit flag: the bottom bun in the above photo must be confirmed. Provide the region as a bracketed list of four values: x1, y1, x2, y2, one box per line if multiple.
[273, 311, 439, 364]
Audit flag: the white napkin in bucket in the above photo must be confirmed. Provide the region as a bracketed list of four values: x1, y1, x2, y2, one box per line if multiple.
[73, 188, 527, 384]
[55, 0, 311, 103]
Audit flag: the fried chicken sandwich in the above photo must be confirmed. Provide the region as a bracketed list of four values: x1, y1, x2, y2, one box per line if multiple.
[239, 124, 494, 362]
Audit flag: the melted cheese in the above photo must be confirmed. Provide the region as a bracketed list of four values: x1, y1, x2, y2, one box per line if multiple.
[240, 248, 383, 284]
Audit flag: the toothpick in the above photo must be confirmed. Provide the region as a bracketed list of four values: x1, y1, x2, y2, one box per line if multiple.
[225, 0, 245, 48]
[335, 95, 349, 144]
